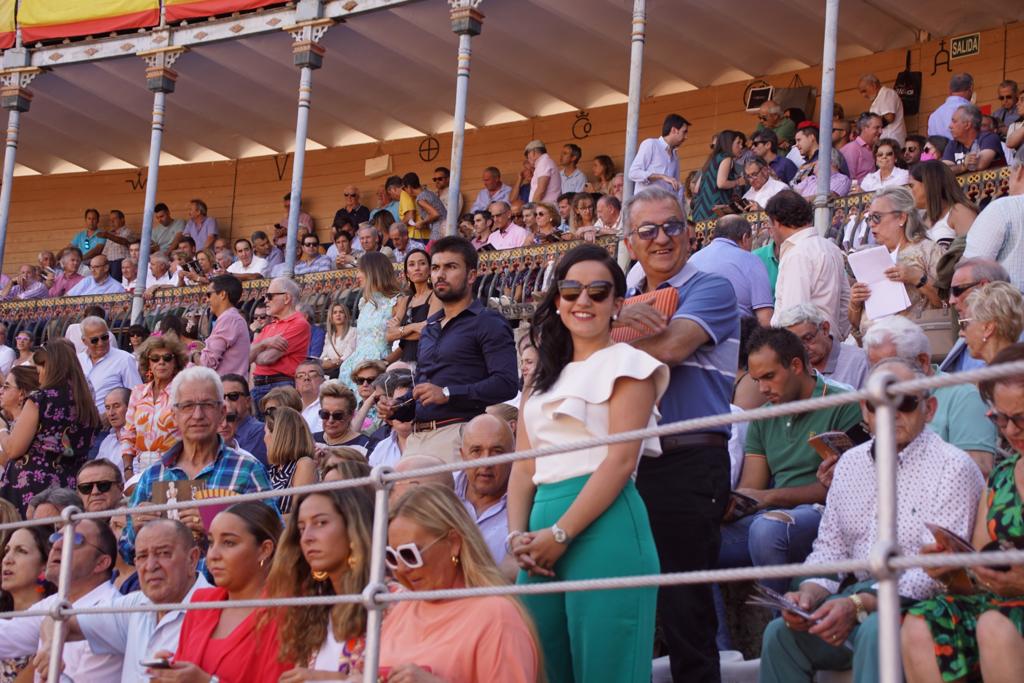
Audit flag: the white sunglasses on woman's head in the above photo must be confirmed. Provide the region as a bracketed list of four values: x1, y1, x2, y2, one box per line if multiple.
[384, 534, 446, 570]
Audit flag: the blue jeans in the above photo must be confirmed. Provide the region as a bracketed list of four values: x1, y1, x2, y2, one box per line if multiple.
[250, 379, 293, 419]
[718, 504, 823, 594]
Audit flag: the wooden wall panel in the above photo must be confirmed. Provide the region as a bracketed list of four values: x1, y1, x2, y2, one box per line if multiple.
[2, 22, 1021, 271]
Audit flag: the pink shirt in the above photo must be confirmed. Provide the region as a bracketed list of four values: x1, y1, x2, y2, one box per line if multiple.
[379, 596, 537, 683]
[199, 306, 251, 377]
[486, 224, 530, 250]
[529, 153, 562, 203]
[49, 272, 84, 297]
[840, 137, 876, 183]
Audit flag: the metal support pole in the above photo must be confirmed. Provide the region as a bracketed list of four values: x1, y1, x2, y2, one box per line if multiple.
[0, 108, 22, 272]
[131, 89, 165, 323]
[618, 0, 646, 269]
[867, 371, 902, 683]
[362, 467, 392, 683]
[814, 0, 840, 237]
[47, 507, 80, 683]
[0, 60, 41, 273]
[284, 65, 313, 277]
[446, 2, 484, 238]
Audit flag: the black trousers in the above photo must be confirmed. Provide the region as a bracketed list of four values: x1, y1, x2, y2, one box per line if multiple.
[636, 442, 731, 683]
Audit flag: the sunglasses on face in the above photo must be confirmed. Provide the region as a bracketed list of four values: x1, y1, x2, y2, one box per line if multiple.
[76, 480, 117, 495]
[224, 391, 247, 401]
[864, 393, 928, 414]
[987, 409, 1024, 431]
[254, 314, 269, 321]
[49, 531, 103, 553]
[355, 376, 378, 385]
[432, 176, 446, 182]
[303, 242, 319, 248]
[632, 220, 686, 241]
[88, 333, 110, 345]
[149, 353, 174, 364]
[950, 281, 980, 298]
[264, 292, 284, 300]
[318, 409, 350, 422]
[557, 279, 614, 303]
[344, 192, 358, 197]
[384, 535, 446, 570]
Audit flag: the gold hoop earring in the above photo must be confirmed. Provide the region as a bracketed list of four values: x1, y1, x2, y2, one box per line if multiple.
[312, 570, 329, 581]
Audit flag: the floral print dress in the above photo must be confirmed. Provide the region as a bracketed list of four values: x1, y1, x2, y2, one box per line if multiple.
[0, 388, 99, 514]
[337, 293, 396, 395]
[908, 452, 1024, 681]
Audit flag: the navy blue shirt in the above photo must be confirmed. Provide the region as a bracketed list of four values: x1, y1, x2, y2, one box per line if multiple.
[415, 300, 518, 422]
[235, 415, 267, 466]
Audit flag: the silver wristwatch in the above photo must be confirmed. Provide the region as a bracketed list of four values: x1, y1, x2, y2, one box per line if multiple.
[551, 523, 570, 544]
[441, 386, 451, 398]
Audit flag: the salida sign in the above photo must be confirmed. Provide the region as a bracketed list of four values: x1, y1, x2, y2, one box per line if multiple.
[950, 33, 980, 60]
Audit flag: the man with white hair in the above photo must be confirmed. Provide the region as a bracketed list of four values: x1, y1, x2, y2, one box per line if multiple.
[78, 316, 142, 413]
[862, 315, 997, 474]
[775, 304, 868, 389]
[388, 222, 425, 263]
[858, 73, 906, 145]
[249, 277, 310, 414]
[118, 367, 274, 565]
[145, 252, 177, 295]
[67, 255, 125, 296]
[939, 258, 1013, 372]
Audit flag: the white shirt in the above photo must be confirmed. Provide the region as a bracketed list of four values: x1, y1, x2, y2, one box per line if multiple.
[0, 345, 15, 376]
[96, 430, 126, 478]
[78, 347, 143, 413]
[66, 324, 120, 356]
[146, 270, 177, 288]
[742, 177, 789, 208]
[858, 167, 910, 193]
[963, 194, 1024, 290]
[227, 256, 269, 278]
[870, 85, 907, 145]
[0, 580, 122, 682]
[771, 227, 852, 340]
[302, 398, 323, 434]
[368, 431, 403, 469]
[121, 277, 136, 294]
[79, 575, 210, 683]
[803, 430, 984, 600]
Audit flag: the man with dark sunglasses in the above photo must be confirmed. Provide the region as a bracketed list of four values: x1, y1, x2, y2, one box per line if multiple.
[248, 277, 310, 416]
[220, 373, 267, 466]
[939, 258, 1012, 374]
[617, 187, 740, 683]
[295, 359, 326, 433]
[332, 184, 370, 232]
[75, 459, 124, 513]
[992, 79, 1020, 139]
[77, 315, 142, 413]
[761, 359, 984, 683]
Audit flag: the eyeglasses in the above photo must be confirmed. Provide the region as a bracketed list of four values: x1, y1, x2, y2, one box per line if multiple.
[875, 151, 895, 158]
[432, 176, 446, 182]
[743, 169, 767, 180]
[254, 314, 269, 321]
[902, 145, 919, 153]
[224, 391, 247, 401]
[88, 333, 110, 345]
[757, 115, 769, 121]
[384, 535, 446, 570]
[318, 409, 350, 422]
[987, 409, 1024, 431]
[174, 400, 222, 413]
[148, 353, 174, 364]
[957, 317, 974, 331]
[303, 242, 319, 248]
[355, 375, 378, 385]
[832, 128, 845, 134]
[343, 192, 358, 197]
[295, 372, 322, 381]
[632, 220, 687, 241]
[557, 279, 614, 303]
[950, 281, 980, 298]
[864, 211, 901, 225]
[864, 393, 928, 414]
[752, 139, 770, 146]
[264, 292, 284, 300]
[77, 480, 117, 495]
[49, 531, 104, 553]
[797, 327, 822, 344]
[999, 94, 1017, 100]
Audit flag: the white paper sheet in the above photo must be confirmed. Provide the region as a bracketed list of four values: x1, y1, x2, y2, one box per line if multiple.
[847, 245, 912, 320]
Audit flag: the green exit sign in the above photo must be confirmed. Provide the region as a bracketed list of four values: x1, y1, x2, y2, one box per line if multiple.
[950, 33, 980, 60]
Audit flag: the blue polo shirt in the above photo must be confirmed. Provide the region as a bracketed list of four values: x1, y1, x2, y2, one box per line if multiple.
[687, 237, 774, 319]
[629, 262, 740, 435]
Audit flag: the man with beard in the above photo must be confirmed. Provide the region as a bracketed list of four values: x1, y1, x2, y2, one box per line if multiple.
[381, 236, 518, 463]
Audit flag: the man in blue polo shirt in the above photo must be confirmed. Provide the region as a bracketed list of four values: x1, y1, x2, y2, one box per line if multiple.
[617, 186, 740, 683]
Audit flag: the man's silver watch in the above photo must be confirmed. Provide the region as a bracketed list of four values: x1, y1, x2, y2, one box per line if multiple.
[441, 386, 451, 399]
[551, 523, 570, 544]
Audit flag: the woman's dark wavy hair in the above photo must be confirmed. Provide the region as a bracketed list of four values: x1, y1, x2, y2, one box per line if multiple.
[529, 244, 626, 395]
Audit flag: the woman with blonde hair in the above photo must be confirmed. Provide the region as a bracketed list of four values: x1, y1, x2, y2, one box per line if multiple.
[263, 406, 317, 516]
[338, 251, 402, 391]
[527, 202, 565, 245]
[266, 487, 375, 678]
[121, 333, 188, 477]
[379, 484, 539, 681]
[960, 282, 1024, 365]
[320, 302, 357, 378]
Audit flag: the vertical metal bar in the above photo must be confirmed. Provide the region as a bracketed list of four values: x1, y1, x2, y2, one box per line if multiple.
[814, 0, 840, 237]
[618, 0, 646, 268]
[131, 90, 165, 324]
[446, 32, 473, 238]
[0, 107, 21, 273]
[47, 508, 79, 683]
[362, 472, 391, 683]
[868, 371, 902, 683]
[283, 65, 313, 278]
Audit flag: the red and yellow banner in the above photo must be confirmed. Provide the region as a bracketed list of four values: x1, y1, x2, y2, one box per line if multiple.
[18, 0, 159, 42]
[164, 0, 279, 23]
[0, 0, 14, 49]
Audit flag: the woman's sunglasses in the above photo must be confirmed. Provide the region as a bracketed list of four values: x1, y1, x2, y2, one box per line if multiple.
[987, 409, 1024, 431]
[557, 279, 614, 303]
[148, 353, 175, 364]
[318, 410, 350, 422]
[384, 535, 446, 571]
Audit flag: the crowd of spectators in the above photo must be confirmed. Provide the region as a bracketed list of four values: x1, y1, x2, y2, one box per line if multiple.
[0, 68, 1020, 683]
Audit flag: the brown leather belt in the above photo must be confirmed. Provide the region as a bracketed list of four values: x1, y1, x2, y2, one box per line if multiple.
[253, 373, 292, 386]
[412, 417, 466, 433]
[660, 433, 728, 452]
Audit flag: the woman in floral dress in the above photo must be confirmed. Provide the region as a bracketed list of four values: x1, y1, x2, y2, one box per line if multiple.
[338, 252, 401, 395]
[0, 339, 101, 514]
[902, 343, 1024, 682]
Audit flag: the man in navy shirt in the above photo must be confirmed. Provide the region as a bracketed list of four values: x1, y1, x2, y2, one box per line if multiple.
[944, 103, 1007, 173]
[384, 236, 518, 463]
[617, 187, 740, 683]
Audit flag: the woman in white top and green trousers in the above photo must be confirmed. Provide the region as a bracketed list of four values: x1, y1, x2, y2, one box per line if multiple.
[508, 244, 669, 683]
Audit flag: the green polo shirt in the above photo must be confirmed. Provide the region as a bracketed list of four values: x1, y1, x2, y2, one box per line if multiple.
[753, 241, 779, 297]
[745, 374, 863, 489]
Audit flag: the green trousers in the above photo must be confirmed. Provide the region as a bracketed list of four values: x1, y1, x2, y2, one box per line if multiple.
[759, 609, 881, 683]
[518, 476, 659, 683]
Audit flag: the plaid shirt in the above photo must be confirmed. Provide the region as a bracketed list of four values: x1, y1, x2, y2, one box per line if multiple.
[118, 438, 274, 565]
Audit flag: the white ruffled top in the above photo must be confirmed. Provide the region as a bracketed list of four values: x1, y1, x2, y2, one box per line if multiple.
[523, 343, 669, 485]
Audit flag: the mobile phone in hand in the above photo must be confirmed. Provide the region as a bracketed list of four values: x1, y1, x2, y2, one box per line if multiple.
[140, 658, 172, 669]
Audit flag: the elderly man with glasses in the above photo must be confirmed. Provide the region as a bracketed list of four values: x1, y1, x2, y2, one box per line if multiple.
[332, 184, 370, 232]
[118, 366, 274, 566]
[67, 255, 126, 296]
[248, 277, 311, 416]
[776, 303, 869, 389]
[77, 315, 142, 413]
